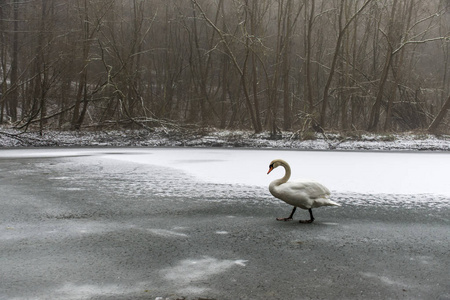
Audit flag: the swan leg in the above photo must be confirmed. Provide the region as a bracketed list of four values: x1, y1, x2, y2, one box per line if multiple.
[276, 206, 296, 221]
[299, 208, 315, 223]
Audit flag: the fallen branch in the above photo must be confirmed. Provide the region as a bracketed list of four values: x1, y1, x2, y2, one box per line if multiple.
[0, 130, 29, 145]
[0, 130, 65, 146]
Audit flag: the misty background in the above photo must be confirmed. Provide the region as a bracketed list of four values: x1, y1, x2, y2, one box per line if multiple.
[0, 0, 449, 135]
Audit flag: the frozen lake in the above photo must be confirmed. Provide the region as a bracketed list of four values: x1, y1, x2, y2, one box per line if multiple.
[1, 147, 449, 299]
[2, 148, 450, 195]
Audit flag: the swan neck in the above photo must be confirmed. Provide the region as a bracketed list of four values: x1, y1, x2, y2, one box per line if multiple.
[280, 162, 291, 183]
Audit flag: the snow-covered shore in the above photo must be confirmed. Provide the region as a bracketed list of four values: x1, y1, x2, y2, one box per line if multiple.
[1, 127, 450, 151]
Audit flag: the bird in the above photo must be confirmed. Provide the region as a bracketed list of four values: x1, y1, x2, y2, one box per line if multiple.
[267, 159, 340, 223]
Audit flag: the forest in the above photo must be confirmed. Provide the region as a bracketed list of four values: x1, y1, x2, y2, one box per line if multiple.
[0, 0, 449, 135]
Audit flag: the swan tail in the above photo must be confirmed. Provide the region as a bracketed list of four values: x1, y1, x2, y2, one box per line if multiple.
[327, 199, 341, 206]
[313, 197, 341, 207]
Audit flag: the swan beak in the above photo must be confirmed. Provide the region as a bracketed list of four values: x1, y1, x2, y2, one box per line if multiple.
[267, 166, 273, 174]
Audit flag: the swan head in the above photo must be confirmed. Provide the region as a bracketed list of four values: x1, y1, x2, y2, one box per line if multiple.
[267, 159, 288, 174]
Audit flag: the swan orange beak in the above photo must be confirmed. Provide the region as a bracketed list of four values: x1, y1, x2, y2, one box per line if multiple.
[267, 166, 273, 174]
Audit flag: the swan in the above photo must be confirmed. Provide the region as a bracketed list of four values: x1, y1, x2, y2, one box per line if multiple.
[267, 159, 340, 223]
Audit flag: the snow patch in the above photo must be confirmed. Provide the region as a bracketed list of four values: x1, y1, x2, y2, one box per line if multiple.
[103, 148, 450, 196]
[161, 256, 247, 294]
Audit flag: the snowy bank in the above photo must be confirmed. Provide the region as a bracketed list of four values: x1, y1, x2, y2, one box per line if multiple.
[0, 127, 449, 151]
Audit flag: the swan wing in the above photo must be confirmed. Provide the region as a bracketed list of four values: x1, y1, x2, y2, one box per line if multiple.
[272, 179, 339, 209]
[289, 179, 330, 198]
[292, 179, 340, 207]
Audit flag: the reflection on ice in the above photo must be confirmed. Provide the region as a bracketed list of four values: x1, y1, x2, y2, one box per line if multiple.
[215, 231, 230, 236]
[146, 228, 189, 238]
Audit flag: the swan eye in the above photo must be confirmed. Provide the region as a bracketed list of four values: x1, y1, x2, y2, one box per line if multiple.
[269, 163, 274, 168]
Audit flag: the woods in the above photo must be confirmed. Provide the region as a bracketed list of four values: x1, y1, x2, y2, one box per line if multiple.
[0, 0, 449, 134]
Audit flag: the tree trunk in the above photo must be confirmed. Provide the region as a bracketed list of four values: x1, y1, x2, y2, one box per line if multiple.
[282, 0, 294, 131]
[72, 0, 91, 130]
[304, 0, 315, 115]
[368, 49, 393, 131]
[8, 0, 19, 122]
[428, 95, 450, 133]
[368, 0, 397, 132]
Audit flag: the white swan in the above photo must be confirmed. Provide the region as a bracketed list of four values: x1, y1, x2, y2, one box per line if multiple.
[267, 159, 340, 223]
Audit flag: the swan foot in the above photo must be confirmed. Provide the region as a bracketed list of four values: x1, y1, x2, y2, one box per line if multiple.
[276, 206, 297, 222]
[298, 209, 315, 223]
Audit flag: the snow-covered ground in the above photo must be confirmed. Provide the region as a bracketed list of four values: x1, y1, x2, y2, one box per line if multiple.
[1, 127, 450, 151]
[100, 148, 450, 195]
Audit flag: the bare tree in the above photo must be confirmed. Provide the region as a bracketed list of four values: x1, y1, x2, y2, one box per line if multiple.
[192, 0, 263, 133]
[320, 0, 373, 128]
[368, 1, 448, 131]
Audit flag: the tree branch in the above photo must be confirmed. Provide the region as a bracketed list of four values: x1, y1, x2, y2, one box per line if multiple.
[393, 36, 449, 54]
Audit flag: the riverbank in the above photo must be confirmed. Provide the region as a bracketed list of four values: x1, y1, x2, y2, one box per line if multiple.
[1, 127, 450, 151]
